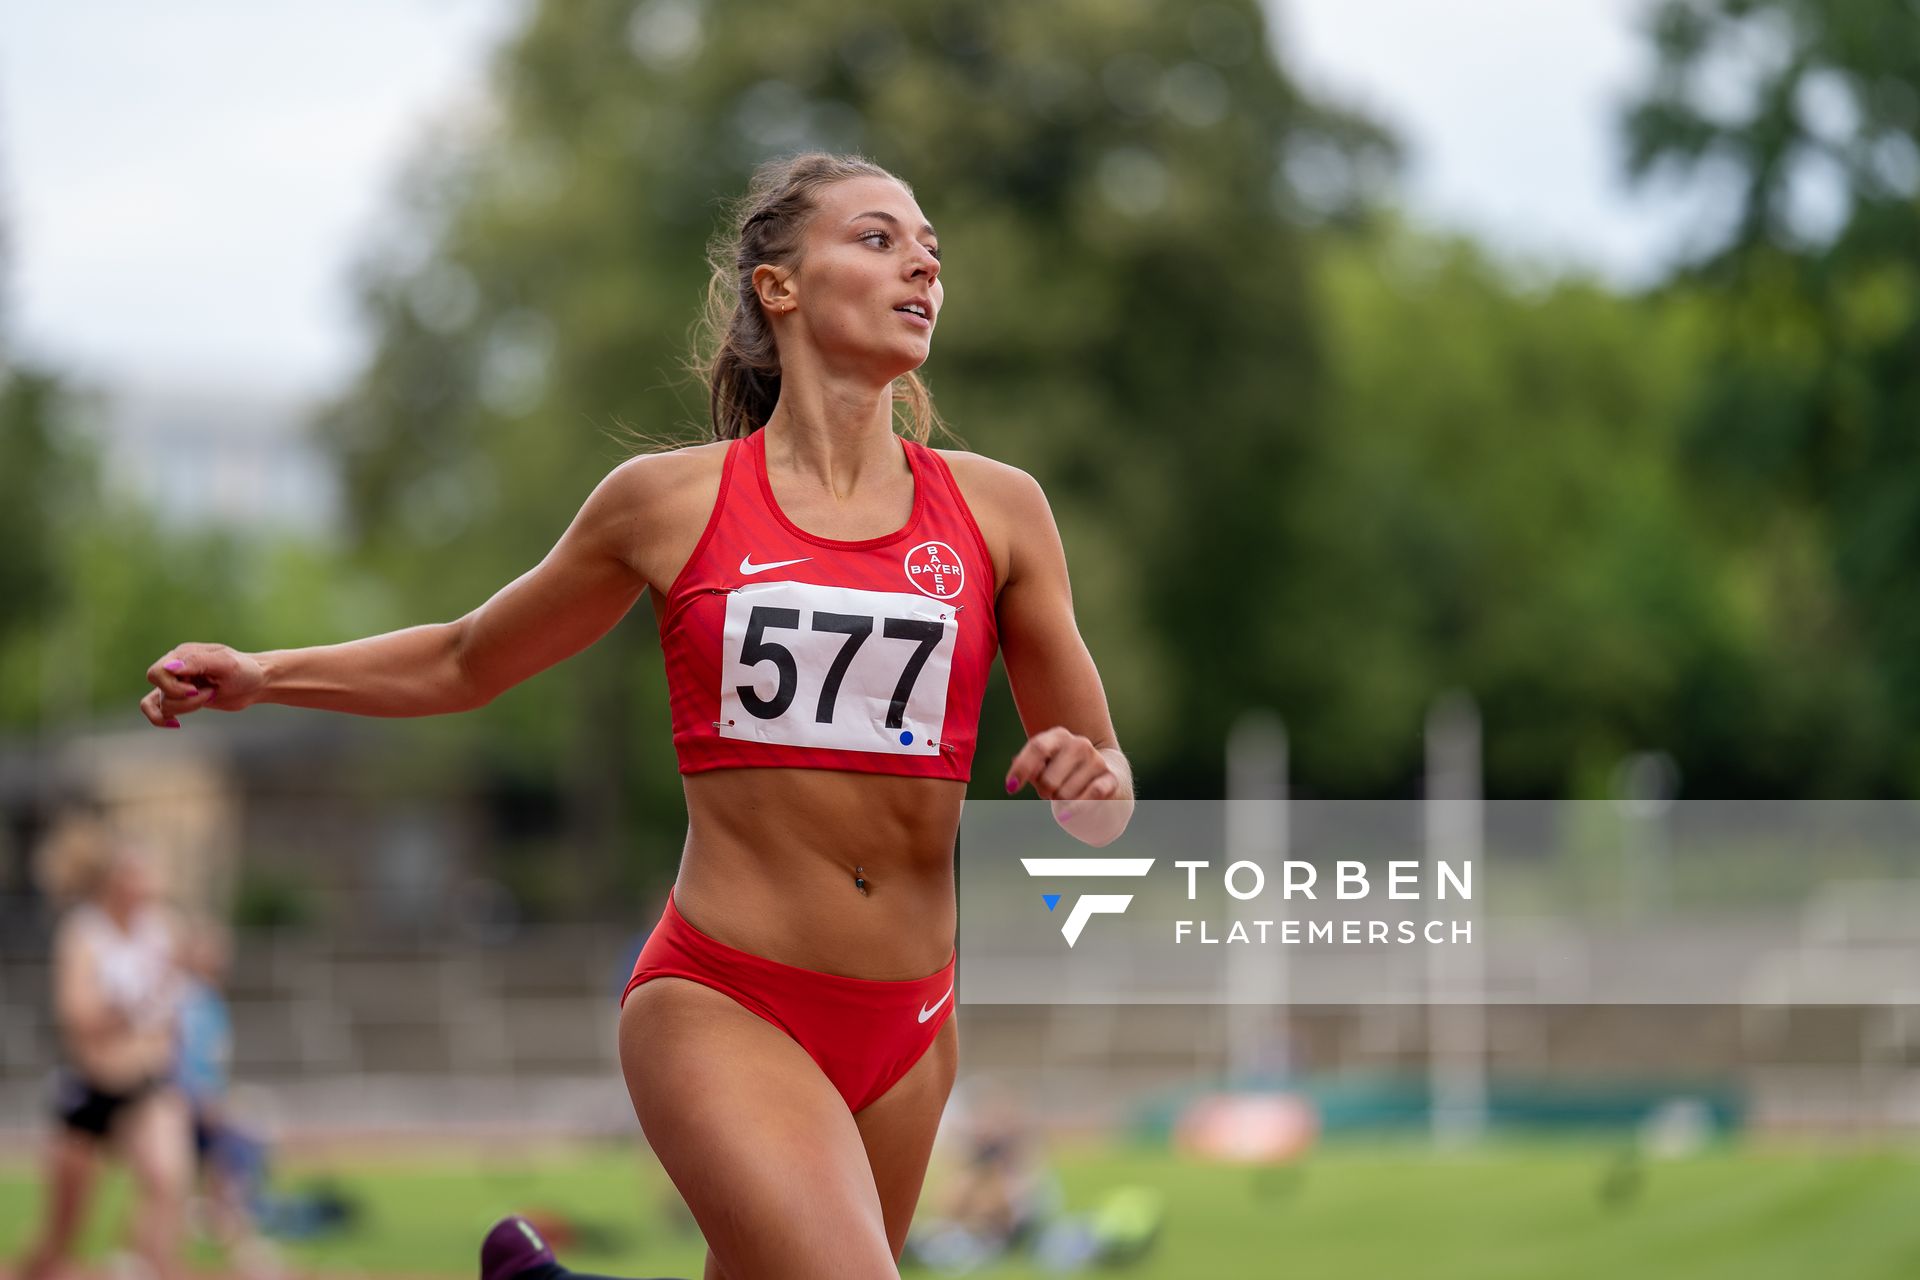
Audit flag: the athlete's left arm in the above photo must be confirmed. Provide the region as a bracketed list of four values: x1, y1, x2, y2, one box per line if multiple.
[989, 463, 1136, 848]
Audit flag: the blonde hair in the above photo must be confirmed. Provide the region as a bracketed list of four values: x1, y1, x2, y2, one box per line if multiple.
[689, 151, 945, 444]
[33, 813, 126, 909]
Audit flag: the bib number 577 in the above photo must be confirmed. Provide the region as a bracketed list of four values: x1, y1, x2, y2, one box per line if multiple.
[737, 607, 943, 728]
[718, 580, 957, 756]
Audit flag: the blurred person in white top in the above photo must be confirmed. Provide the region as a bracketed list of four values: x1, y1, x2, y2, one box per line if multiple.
[15, 814, 190, 1280]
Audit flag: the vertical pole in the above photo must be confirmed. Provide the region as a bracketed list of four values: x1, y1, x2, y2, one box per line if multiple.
[1226, 710, 1288, 1086]
[1613, 751, 1678, 919]
[1426, 691, 1485, 1147]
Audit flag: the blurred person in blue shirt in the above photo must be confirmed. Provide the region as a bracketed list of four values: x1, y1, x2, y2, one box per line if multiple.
[175, 929, 230, 1122]
[176, 925, 281, 1279]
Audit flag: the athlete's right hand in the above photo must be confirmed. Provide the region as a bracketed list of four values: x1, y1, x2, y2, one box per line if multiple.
[141, 643, 265, 728]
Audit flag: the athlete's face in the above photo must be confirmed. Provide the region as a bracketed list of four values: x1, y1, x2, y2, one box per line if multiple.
[101, 849, 155, 913]
[764, 176, 943, 380]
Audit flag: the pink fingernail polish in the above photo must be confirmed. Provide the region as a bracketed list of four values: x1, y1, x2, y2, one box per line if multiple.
[1058, 806, 1074, 821]
[1005, 776, 1018, 793]
[164, 660, 184, 672]
[164, 718, 180, 729]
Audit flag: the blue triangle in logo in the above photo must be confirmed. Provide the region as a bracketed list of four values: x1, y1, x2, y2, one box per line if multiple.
[1043, 893, 1061, 912]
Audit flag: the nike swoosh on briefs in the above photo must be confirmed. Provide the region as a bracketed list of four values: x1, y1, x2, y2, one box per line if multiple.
[739, 555, 814, 575]
[918, 986, 954, 1023]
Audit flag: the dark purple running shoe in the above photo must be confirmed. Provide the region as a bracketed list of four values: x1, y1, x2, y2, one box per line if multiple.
[480, 1216, 556, 1280]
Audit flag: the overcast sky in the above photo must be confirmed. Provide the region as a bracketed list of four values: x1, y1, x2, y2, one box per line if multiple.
[2, 0, 1682, 400]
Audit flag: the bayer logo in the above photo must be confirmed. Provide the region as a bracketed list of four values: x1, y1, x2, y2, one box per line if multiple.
[903, 540, 965, 599]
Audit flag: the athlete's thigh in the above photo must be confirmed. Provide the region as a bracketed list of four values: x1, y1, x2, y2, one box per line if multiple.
[618, 977, 897, 1280]
[35, 1128, 103, 1247]
[854, 1015, 959, 1259]
[117, 1088, 190, 1194]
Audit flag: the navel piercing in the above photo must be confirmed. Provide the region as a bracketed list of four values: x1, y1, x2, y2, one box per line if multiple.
[854, 865, 869, 895]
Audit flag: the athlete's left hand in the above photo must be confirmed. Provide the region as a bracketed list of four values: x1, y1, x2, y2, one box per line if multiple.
[1006, 727, 1125, 802]
[1006, 728, 1133, 847]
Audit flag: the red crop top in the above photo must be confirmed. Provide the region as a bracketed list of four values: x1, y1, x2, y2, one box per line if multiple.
[657, 427, 1000, 780]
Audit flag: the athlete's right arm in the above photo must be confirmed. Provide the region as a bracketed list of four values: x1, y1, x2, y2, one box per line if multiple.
[52, 922, 123, 1045]
[140, 456, 666, 728]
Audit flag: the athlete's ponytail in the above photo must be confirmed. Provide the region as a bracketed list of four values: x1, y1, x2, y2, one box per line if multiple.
[691, 152, 943, 444]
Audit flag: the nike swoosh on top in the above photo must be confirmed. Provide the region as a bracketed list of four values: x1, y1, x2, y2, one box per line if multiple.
[739, 555, 814, 575]
[918, 986, 954, 1023]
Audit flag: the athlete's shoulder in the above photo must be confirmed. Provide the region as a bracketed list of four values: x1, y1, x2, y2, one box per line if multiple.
[590, 438, 732, 531]
[604, 437, 731, 500]
[930, 447, 1045, 505]
[146, 903, 185, 955]
[929, 447, 1051, 598]
[52, 906, 100, 970]
[932, 447, 1051, 526]
[594, 438, 736, 594]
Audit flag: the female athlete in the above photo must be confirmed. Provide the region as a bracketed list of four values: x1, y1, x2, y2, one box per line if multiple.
[140, 151, 1134, 1279]
[16, 817, 189, 1280]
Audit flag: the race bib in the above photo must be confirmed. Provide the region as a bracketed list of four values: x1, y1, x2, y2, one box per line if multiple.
[717, 580, 957, 756]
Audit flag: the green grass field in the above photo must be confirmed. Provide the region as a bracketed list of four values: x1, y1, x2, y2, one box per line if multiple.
[5, 1138, 1920, 1279]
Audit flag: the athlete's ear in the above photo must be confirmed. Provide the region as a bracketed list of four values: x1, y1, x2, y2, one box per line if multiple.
[752, 262, 797, 316]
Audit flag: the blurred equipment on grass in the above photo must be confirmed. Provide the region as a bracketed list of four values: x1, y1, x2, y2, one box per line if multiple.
[1173, 1091, 1320, 1164]
[904, 1084, 1165, 1274]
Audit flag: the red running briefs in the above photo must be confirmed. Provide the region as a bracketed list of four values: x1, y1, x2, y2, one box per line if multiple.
[621, 890, 957, 1113]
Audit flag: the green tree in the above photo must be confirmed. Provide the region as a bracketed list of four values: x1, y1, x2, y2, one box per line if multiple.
[1302, 221, 1899, 796]
[0, 374, 379, 736]
[1624, 0, 1920, 787]
[0, 368, 84, 655]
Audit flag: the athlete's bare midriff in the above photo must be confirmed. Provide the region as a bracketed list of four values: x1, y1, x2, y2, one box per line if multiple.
[673, 768, 964, 980]
[65, 1023, 175, 1092]
[631, 435, 1014, 983]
